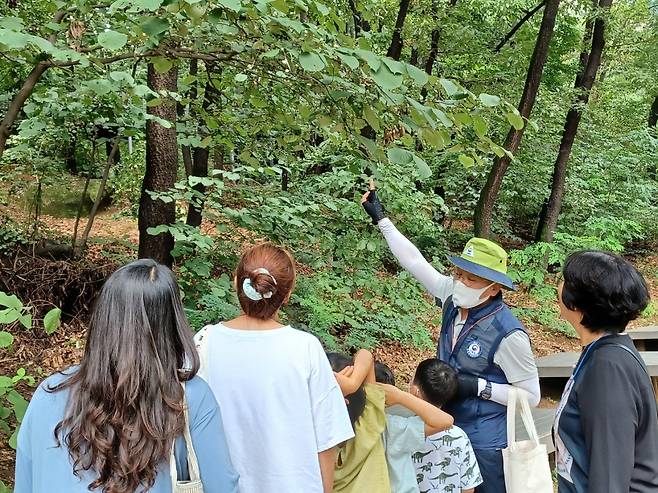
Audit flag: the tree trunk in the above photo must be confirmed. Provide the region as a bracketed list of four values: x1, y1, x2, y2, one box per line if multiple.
[0, 10, 66, 159]
[64, 136, 78, 174]
[474, 0, 561, 238]
[536, 0, 612, 243]
[348, 0, 370, 35]
[410, 47, 419, 67]
[138, 63, 178, 267]
[185, 147, 209, 227]
[76, 136, 120, 253]
[185, 63, 219, 228]
[386, 0, 412, 61]
[420, 29, 440, 100]
[649, 94, 658, 129]
[179, 58, 198, 178]
[649, 95, 658, 179]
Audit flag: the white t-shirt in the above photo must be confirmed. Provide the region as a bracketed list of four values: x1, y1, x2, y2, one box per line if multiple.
[194, 323, 354, 493]
[414, 426, 482, 492]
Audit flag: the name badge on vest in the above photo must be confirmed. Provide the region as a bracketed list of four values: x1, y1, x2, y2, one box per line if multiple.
[465, 338, 482, 358]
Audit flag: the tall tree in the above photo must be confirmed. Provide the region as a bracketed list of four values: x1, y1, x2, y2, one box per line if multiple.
[649, 94, 658, 129]
[473, 0, 560, 238]
[649, 94, 658, 179]
[536, 0, 613, 243]
[0, 10, 66, 158]
[387, 0, 412, 60]
[186, 63, 220, 228]
[138, 63, 178, 267]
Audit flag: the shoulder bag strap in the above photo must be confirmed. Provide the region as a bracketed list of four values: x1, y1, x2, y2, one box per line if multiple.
[170, 382, 202, 485]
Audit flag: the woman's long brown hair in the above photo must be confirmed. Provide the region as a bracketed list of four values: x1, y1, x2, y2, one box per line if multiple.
[48, 259, 200, 493]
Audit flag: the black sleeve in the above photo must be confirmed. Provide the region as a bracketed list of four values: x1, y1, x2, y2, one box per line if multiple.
[577, 354, 638, 493]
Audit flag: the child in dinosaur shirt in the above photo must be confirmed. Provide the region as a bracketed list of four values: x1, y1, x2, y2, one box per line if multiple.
[410, 359, 482, 493]
[374, 362, 455, 493]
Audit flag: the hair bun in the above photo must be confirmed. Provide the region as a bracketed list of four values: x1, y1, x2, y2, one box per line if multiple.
[251, 272, 278, 297]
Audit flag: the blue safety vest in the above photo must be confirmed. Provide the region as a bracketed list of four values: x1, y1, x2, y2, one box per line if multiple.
[437, 293, 524, 450]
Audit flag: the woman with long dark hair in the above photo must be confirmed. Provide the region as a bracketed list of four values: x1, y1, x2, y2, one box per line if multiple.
[14, 259, 238, 493]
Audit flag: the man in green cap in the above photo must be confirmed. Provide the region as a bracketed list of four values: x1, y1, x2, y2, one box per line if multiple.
[362, 190, 539, 493]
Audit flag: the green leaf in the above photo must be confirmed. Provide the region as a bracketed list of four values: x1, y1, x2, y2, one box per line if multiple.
[479, 93, 501, 107]
[362, 106, 380, 132]
[0, 29, 28, 50]
[413, 154, 432, 179]
[355, 49, 381, 71]
[0, 309, 19, 325]
[506, 112, 525, 130]
[472, 115, 488, 137]
[0, 293, 22, 310]
[141, 17, 170, 36]
[109, 70, 135, 84]
[491, 144, 506, 158]
[0, 376, 12, 388]
[0, 331, 13, 349]
[44, 308, 61, 335]
[315, 2, 330, 15]
[234, 73, 248, 82]
[337, 52, 359, 70]
[18, 314, 31, 330]
[387, 147, 413, 164]
[134, 0, 163, 9]
[422, 128, 450, 149]
[406, 64, 428, 87]
[439, 78, 459, 96]
[219, 0, 242, 12]
[97, 30, 128, 50]
[0, 16, 24, 31]
[382, 58, 404, 74]
[372, 64, 402, 91]
[9, 427, 18, 450]
[152, 56, 173, 73]
[459, 154, 475, 167]
[8, 390, 28, 422]
[298, 52, 325, 72]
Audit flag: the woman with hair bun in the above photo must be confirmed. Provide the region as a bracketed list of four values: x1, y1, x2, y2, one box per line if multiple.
[195, 244, 354, 493]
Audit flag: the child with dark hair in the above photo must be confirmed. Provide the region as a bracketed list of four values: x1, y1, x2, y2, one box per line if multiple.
[411, 359, 482, 493]
[327, 349, 391, 493]
[374, 361, 454, 493]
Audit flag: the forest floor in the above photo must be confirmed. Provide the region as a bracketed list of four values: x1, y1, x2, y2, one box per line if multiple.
[1, 203, 657, 485]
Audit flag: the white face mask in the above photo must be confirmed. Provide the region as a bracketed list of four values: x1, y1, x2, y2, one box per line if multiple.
[452, 279, 495, 309]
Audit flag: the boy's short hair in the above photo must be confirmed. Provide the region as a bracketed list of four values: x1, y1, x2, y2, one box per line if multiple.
[375, 362, 395, 386]
[413, 359, 458, 408]
[326, 352, 366, 428]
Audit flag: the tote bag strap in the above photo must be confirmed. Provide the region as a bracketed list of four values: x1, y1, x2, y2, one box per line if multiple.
[506, 387, 540, 446]
[170, 382, 202, 485]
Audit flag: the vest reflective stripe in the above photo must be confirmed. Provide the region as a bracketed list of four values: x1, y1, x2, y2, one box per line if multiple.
[437, 295, 524, 450]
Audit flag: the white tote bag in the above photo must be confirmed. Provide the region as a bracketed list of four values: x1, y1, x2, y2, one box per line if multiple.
[170, 382, 204, 493]
[502, 387, 553, 493]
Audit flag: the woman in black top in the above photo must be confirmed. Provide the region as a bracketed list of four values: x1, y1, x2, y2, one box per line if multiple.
[553, 251, 658, 493]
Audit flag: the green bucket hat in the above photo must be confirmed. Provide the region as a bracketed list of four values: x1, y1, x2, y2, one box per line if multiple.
[449, 237, 516, 290]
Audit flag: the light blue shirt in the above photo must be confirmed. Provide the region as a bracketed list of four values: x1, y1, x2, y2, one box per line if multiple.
[383, 405, 426, 493]
[14, 368, 239, 493]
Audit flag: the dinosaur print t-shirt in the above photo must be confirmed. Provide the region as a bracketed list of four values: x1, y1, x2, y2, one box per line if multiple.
[413, 426, 482, 493]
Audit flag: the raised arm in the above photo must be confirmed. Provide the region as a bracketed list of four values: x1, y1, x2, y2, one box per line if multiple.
[378, 383, 454, 436]
[334, 349, 375, 396]
[361, 191, 452, 303]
